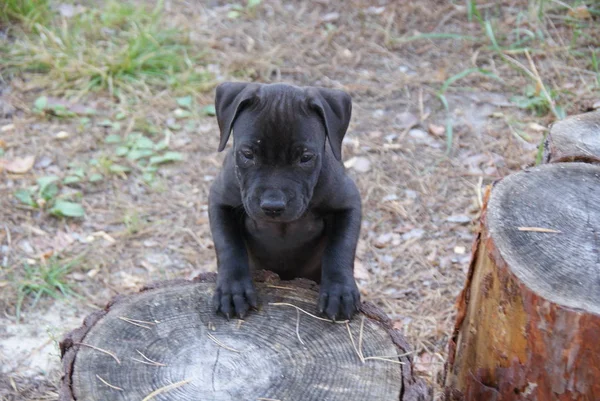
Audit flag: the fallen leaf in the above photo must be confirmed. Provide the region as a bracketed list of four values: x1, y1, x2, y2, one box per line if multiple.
[428, 123, 445, 137]
[1, 124, 14, 132]
[568, 5, 591, 19]
[4, 155, 35, 174]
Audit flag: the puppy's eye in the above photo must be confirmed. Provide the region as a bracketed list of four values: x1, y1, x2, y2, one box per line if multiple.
[241, 149, 254, 160]
[300, 153, 314, 163]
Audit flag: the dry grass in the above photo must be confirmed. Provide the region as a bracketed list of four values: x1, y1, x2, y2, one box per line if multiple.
[0, 0, 598, 399]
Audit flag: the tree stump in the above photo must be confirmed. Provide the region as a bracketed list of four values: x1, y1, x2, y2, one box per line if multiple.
[59, 272, 428, 401]
[445, 162, 600, 401]
[543, 110, 600, 163]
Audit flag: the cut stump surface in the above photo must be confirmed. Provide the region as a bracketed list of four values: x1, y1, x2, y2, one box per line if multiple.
[445, 163, 600, 400]
[60, 273, 428, 401]
[544, 110, 600, 163]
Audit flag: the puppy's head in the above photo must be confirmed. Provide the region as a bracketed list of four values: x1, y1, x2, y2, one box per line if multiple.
[215, 82, 351, 222]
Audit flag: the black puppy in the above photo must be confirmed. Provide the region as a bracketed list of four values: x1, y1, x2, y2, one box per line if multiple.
[209, 82, 361, 320]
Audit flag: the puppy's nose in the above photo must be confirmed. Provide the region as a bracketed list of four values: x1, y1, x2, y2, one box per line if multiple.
[260, 198, 286, 217]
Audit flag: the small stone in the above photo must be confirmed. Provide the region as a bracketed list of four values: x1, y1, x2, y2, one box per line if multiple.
[70, 272, 86, 281]
[372, 109, 385, 118]
[405, 189, 418, 199]
[321, 12, 340, 22]
[454, 246, 467, 255]
[373, 233, 393, 248]
[528, 122, 547, 132]
[56, 131, 70, 139]
[446, 215, 471, 224]
[350, 157, 371, 173]
[409, 128, 428, 139]
[402, 228, 425, 241]
[34, 155, 52, 169]
[396, 112, 419, 130]
[382, 194, 398, 202]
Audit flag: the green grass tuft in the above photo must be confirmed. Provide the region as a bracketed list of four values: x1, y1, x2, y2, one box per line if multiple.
[1, 0, 50, 28]
[1, 1, 213, 97]
[15, 256, 79, 321]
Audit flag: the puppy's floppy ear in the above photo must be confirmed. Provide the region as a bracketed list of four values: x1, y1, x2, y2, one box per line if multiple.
[215, 82, 259, 152]
[308, 87, 352, 161]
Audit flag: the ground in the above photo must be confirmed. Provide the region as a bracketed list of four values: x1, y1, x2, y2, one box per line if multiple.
[0, 0, 598, 400]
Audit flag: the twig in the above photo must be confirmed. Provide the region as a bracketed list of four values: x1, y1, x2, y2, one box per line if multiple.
[75, 342, 120, 364]
[118, 316, 153, 330]
[206, 333, 241, 353]
[266, 284, 295, 290]
[358, 316, 365, 361]
[476, 177, 484, 209]
[96, 375, 123, 391]
[346, 322, 365, 363]
[268, 302, 348, 324]
[362, 356, 405, 364]
[295, 308, 305, 345]
[258, 398, 281, 401]
[346, 319, 407, 365]
[518, 227, 561, 233]
[184, 228, 204, 248]
[524, 50, 562, 120]
[141, 379, 192, 401]
[132, 349, 167, 367]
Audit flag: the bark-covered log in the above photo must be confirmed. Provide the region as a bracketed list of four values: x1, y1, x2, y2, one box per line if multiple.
[445, 163, 600, 401]
[544, 111, 600, 163]
[60, 272, 428, 401]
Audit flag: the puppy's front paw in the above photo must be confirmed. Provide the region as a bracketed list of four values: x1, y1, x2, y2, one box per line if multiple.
[213, 276, 257, 319]
[318, 279, 361, 321]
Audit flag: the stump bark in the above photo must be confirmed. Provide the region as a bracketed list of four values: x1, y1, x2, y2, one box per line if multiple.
[60, 272, 428, 401]
[445, 162, 600, 401]
[543, 110, 600, 163]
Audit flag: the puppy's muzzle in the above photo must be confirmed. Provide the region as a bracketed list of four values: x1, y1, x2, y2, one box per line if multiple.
[260, 189, 287, 218]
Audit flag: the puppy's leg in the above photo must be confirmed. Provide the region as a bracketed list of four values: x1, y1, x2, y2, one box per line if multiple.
[319, 206, 361, 321]
[209, 203, 257, 319]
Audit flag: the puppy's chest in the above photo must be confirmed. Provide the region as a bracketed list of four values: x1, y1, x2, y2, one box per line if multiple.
[243, 213, 325, 245]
